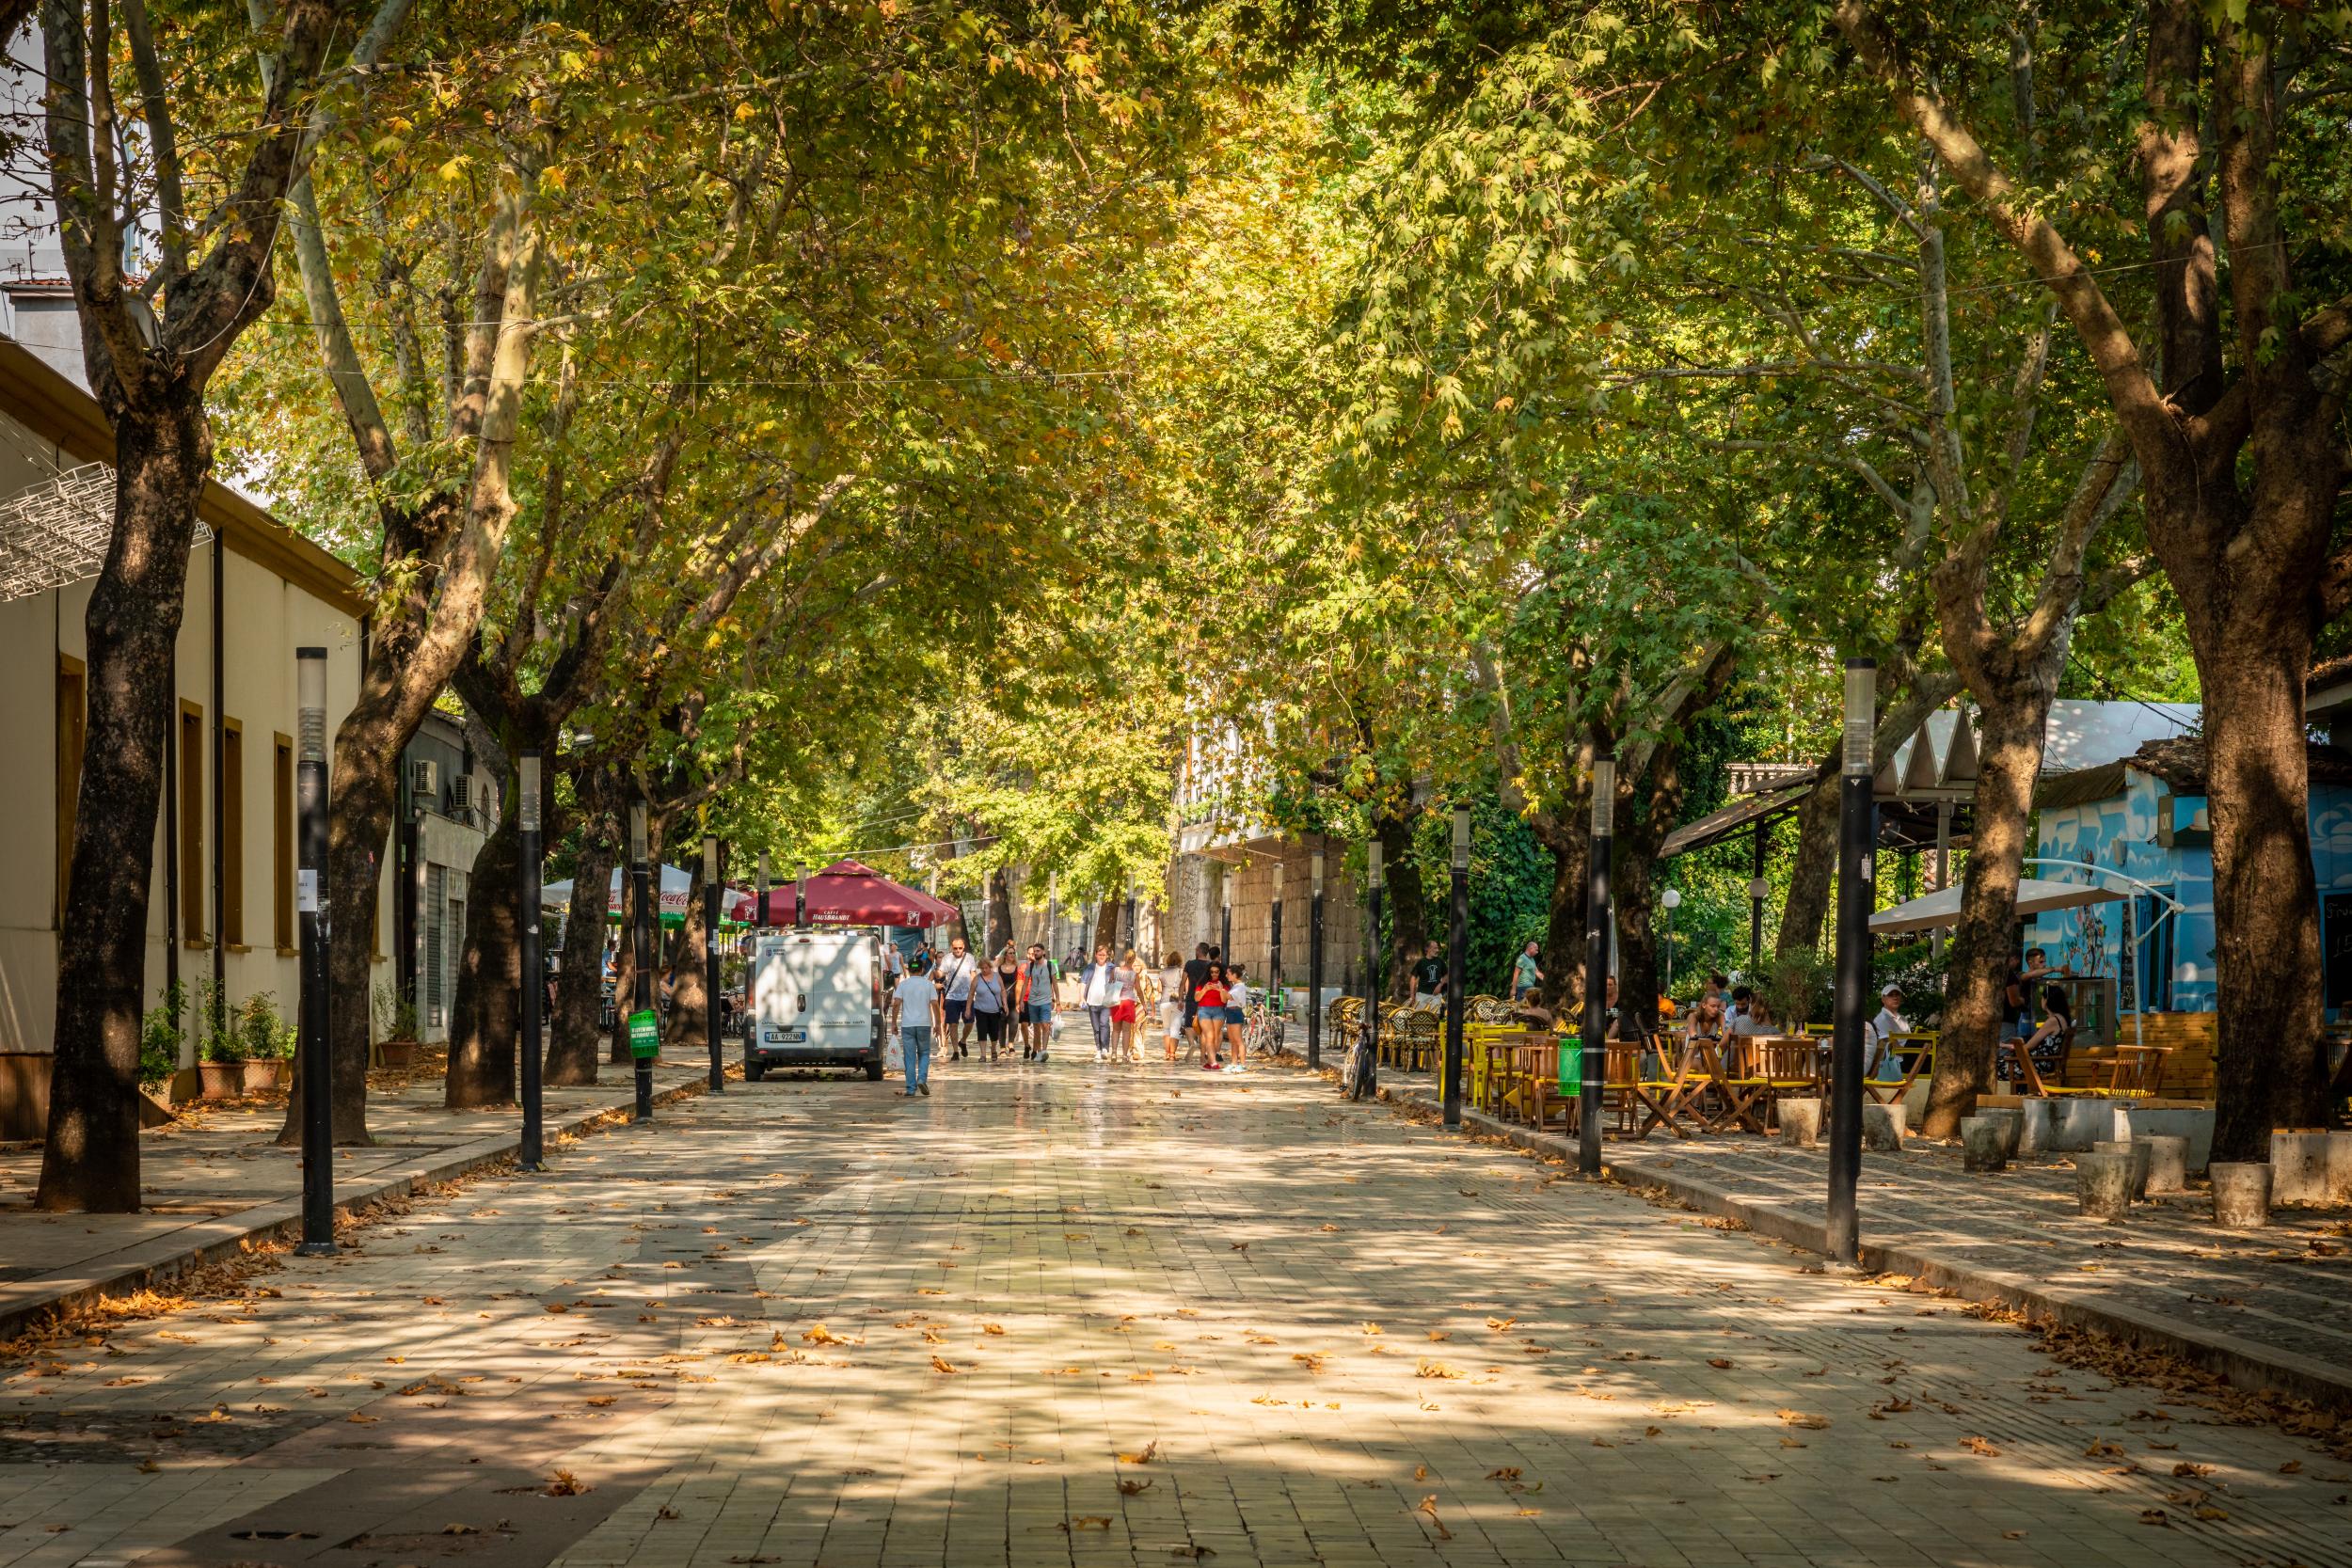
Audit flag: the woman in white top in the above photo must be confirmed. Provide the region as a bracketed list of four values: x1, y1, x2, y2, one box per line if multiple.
[1221, 962, 1251, 1074]
[1157, 952, 1185, 1063]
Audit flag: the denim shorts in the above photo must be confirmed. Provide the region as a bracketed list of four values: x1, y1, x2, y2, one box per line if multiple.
[1024, 1003, 1053, 1024]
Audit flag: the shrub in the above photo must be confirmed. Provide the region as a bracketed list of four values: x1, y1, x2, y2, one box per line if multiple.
[1757, 945, 1834, 1031]
[138, 982, 185, 1085]
[373, 979, 420, 1041]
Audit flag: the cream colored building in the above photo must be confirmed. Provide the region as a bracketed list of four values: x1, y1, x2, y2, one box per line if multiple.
[0, 335, 391, 1116]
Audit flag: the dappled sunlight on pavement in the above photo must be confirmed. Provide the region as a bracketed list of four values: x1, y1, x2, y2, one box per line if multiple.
[5, 1022, 2350, 1567]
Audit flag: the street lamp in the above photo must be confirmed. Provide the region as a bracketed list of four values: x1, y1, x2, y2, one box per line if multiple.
[756, 849, 771, 938]
[1269, 862, 1284, 993]
[1219, 866, 1232, 961]
[1443, 805, 1470, 1129]
[1356, 838, 1382, 1100]
[704, 832, 723, 1094]
[517, 749, 545, 1170]
[1308, 846, 1326, 1070]
[1661, 887, 1682, 1000]
[628, 797, 654, 1121]
[294, 647, 333, 1254]
[1827, 658, 1877, 1265]
[1580, 755, 1614, 1177]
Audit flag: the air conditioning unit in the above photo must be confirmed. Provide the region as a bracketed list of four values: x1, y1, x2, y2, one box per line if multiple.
[409, 759, 439, 813]
[448, 773, 474, 822]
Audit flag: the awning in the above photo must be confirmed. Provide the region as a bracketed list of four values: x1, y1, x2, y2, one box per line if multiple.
[1868, 877, 2122, 935]
[749, 858, 960, 928]
[1660, 779, 1815, 859]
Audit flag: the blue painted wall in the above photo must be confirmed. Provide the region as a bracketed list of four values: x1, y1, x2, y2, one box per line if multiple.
[2032, 768, 2352, 1016]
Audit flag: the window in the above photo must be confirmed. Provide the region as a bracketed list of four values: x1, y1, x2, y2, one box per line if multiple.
[180, 702, 204, 943]
[221, 720, 244, 947]
[273, 734, 294, 951]
[55, 656, 84, 927]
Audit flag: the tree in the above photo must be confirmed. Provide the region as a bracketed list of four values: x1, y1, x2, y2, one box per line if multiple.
[35, 0, 395, 1210]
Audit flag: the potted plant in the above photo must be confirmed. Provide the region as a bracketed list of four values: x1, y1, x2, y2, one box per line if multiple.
[139, 982, 191, 1109]
[372, 980, 421, 1069]
[199, 988, 294, 1096]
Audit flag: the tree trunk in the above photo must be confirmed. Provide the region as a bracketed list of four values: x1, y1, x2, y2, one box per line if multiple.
[1920, 691, 2054, 1138]
[987, 869, 1014, 962]
[664, 854, 711, 1051]
[2205, 650, 2328, 1159]
[443, 810, 523, 1108]
[548, 826, 612, 1085]
[609, 863, 638, 1064]
[1534, 823, 1588, 1016]
[37, 399, 211, 1212]
[1376, 812, 1427, 1002]
[1092, 897, 1120, 954]
[1776, 776, 1838, 957]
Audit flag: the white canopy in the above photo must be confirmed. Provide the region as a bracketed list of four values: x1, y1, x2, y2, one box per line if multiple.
[1869, 877, 2122, 935]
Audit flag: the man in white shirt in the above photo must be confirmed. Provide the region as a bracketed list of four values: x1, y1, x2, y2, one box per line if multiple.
[889, 954, 946, 1098]
[1866, 986, 1911, 1082]
[934, 936, 979, 1060]
[1081, 943, 1117, 1061]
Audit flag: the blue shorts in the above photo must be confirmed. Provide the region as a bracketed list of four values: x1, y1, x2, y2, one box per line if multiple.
[1024, 1003, 1053, 1024]
[943, 998, 970, 1022]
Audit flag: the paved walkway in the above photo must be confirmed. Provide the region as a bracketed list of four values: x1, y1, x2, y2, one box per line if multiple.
[6, 1030, 2352, 1568]
[1359, 1056, 2352, 1413]
[0, 1059, 717, 1336]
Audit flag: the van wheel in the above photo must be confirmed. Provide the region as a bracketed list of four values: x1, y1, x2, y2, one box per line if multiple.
[864, 1061, 884, 1082]
[744, 1062, 766, 1082]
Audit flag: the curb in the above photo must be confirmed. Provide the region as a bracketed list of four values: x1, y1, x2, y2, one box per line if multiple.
[0, 1068, 717, 1342]
[1290, 1048, 2352, 1414]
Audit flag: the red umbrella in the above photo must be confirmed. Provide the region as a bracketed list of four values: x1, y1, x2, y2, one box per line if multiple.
[752, 858, 960, 928]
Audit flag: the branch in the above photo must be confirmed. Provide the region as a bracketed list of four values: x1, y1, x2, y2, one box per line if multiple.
[119, 0, 185, 287]
[2017, 430, 2137, 658]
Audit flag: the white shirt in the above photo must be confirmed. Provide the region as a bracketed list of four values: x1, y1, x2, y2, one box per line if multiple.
[893, 975, 939, 1024]
[935, 952, 977, 1001]
[1083, 962, 1114, 1007]
[1228, 979, 1250, 1012]
[1868, 1006, 1909, 1043]
[1159, 966, 1184, 1002]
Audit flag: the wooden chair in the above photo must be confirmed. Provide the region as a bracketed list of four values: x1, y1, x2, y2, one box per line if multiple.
[1527, 1035, 1582, 1133]
[2106, 1044, 2169, 1098]
[2008, 1035, 2105, 1098]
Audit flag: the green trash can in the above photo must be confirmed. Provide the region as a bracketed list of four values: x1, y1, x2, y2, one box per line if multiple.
[1557, 1034, 1583, 1098]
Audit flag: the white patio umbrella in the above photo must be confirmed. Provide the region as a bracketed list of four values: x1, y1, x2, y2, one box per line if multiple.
[1868, 877, 2122, 934]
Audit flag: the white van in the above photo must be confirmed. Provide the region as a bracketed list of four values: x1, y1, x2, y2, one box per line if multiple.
[746, 928, 883, 1081]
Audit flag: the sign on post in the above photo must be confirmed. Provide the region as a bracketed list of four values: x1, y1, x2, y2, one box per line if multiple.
[628, 1009, 661, 1060]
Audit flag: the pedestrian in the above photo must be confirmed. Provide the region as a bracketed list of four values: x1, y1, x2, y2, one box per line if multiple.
[1113, 948, 1142, 1061]
[1082, 942, 1118, 1062]
[889, 951, 943, 1098]
[1866, 985, 1910, 1083]
[1512, 940, 1542, 1002]
[1193, 964, 1227, 1070]
[972, 963, 1008, 1061]
[934, 936, 978, 1059]
[1018, 942, 1056, 1060]
[994, 942, 1021, 1020]
[1159, 950, 1187, 1063]
[1181, 942, 1212, 1036]
[1222, 961, 1250, 1073]
[1410, 940, 1446, 1009]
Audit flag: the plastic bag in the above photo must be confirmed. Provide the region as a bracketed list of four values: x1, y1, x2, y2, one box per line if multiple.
[883, 1035, 904, 1075]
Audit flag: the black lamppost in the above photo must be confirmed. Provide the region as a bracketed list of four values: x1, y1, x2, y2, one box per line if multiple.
[1125, 876, 1139, 958]
[704, 831, 723, 1093]
[1827, 658, 1877, 1265]
[1219, 868, 1232, 960]
[756, 849, 771, 938]
[1579, 754, 1614, 1177]
[1443, 804, 1470, 1129]
[629, 797, 654, 1122]
[517, 748, 545, 1171]
[294, 647, 334, 1254]
[1307, 846, 1325, 1070]
[1269, 862, 1284, 990]
[795, 863, 808, 927]
[1355, 838, 1382, 1100]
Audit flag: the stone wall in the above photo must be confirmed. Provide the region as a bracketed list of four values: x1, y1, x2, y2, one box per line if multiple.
[1161, 843, 1366, 992]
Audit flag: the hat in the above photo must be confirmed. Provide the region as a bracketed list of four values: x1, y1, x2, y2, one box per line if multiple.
[1881, 984, 1902, 997]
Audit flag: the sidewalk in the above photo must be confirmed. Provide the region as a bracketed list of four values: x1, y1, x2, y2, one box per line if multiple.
[0, 1056, 721, 1340]
[1327, 1051, 2352, 1415]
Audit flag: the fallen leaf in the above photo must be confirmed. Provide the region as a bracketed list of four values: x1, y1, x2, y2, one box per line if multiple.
[1962, 1437, 2001, 1458]
[1416, 1496, 1453, 1541]
[1118, 1441, 1159, 1465]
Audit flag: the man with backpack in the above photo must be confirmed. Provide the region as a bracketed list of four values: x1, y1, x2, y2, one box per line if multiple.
[1017, 942, 1057, 1060]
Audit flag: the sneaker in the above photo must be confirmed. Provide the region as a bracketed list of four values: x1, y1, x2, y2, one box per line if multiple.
[1226, 1061, 1248, 1074]
[1200, 1060, 1221, 1071]
[1095, 1052, 1108, 1063]
[919, 1084, 930, 1096]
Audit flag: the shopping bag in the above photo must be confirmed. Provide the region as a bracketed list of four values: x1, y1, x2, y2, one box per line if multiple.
[883, 1035, 904, 1075]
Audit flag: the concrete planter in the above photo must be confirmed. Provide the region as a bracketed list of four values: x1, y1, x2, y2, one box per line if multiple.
[378, 1038, 421, 1070]
[2118, 1102, 2215, 1173]
[1961, 1117, 2010, 1173]
[1977, 1107, 2023, 1161]
[2271, 1131, 2332, 1206]
[2138, 1133, 2191, 1196]
[2076, 1149, 2134, 1221]
[1862, 1102, 1906, 1152]
[1778, 1098, 1822, 1148]
[2210, 1162, 2272, 1228]
[199, 1059, 291, 1099]
[2015, 1097, 2055, 1156]
[2093, 1139, 2152, 1201]
[2050, 1097, 2123, 1152]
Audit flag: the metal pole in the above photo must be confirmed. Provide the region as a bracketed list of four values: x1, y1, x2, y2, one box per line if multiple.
[705, 833, 724, 1093]
[1219, 868, 1232, 959]
[630, 798, 654, 1122]
[1580, 755, 1614, 1177]
[517, 750, 545, 1171]
[1749, 824, 1767, 971]
[757, 849, 771, 939]
[1357, 839, 1382, 1100]
[1308, 847, 1325, 1070]
[1268, 863, 1284, 990]
[1126, 877, 1139, 961]
[294, 648, 334, 1254]
[796, 863, 808, 928]
[1662, 888, 1679, 998]
[1931, 801, 1951, 962]
[1444, 805, 1470, 1129]
[1827, 659, 1877, 1266]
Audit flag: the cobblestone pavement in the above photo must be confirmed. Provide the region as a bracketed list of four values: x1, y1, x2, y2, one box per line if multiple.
[7, 1027, 2352, 1568]
[0, 1061, 714, 1310]
[1367, 1058, 2352, 1397]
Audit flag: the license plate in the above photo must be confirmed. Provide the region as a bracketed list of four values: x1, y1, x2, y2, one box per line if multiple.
[765, 1026, 805, 1044]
